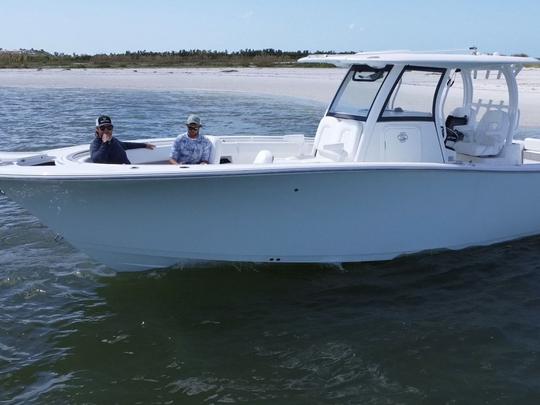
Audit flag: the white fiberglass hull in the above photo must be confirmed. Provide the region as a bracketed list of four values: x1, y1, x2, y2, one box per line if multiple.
[1, 164, 540, 271]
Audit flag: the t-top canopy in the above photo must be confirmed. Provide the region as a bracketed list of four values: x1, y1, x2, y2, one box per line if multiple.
[298, 51, 540, 69]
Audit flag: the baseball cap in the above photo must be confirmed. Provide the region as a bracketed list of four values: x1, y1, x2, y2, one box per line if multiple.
[96, 115, 112, 127]
[186, 114, 202, 127]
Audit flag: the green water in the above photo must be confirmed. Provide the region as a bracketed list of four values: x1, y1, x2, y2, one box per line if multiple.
[1, 88, 540, 404]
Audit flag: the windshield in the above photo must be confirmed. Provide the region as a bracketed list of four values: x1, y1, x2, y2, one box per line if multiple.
[381, 67, 445, 121]
[328, 64, 391, 120]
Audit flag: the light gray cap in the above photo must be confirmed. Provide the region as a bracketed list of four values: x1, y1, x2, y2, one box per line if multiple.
[186, 114, 202, 127]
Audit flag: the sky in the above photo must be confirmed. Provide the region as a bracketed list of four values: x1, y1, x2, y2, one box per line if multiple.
[1, 0, 539, 57]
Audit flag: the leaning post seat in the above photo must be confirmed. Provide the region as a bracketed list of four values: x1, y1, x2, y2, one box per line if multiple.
[453, 109, 509, 157]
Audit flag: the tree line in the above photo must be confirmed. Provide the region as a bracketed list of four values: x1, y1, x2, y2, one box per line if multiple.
[0, 49, 353, 68]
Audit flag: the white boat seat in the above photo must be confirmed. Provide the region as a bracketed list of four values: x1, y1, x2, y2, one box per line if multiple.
[453, 110, 509, 157]
[207, 137, 222, 164]
[447, 107, 477, 134]
[317, 142, 348, 161]
[312, 116, 363, 162]
[253, 149, 274, 164]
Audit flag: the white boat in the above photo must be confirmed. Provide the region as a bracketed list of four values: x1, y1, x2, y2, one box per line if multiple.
[1, 51, 540, 271]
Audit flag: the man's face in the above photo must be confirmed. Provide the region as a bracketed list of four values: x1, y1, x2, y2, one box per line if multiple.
[97, 124, 113, 136]
[187, 124, 200, 137]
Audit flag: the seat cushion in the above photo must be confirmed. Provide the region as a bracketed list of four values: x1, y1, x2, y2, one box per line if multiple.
[453, 141, 503, 157]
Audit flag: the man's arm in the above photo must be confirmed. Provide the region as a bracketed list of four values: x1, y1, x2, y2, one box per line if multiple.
[90, 138, 111, 163]
[120, 141, 155, 150]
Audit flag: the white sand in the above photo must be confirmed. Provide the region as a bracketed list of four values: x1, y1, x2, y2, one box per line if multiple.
[0, 66, 538, 125]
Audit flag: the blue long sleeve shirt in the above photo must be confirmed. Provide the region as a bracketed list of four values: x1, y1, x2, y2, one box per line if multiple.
[90, 137, 147, 164]
[169, 133, 212, 164]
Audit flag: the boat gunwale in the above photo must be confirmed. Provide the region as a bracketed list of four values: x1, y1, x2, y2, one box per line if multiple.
[2, 161, 540, 182]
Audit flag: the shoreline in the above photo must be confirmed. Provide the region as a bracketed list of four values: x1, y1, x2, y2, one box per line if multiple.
[0, 67, 346, 105]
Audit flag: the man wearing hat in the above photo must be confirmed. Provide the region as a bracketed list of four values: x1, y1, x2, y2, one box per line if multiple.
[91, 115, 155, 164]
[169, 114, 212, 165]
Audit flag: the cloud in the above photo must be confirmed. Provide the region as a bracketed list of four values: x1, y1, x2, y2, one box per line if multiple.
[241, 10, 254, 19]
[349, 24, 365, 31]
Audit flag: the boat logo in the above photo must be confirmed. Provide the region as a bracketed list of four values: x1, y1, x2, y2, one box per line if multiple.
[397, 132, 408, 143]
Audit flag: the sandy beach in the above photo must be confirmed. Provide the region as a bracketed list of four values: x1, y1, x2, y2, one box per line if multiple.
[0, 67, 346, 105]
[0, 67, 538, 125]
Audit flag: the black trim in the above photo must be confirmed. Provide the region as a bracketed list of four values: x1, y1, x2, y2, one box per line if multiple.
[326, 64, 392, 122]
[431, 69, 446, 122]
[378, 65, 447, 123]
[378, 116, 434, 122]
[326, 112, 367, 121]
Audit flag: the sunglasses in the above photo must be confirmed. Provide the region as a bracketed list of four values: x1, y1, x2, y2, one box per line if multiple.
[187, 126, 200, 131]
[99, 125, 114, 131]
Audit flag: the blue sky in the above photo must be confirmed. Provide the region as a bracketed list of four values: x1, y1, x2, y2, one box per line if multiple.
[2, 0, 539, 56]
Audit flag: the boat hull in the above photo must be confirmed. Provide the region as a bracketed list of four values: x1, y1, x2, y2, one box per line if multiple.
[1, 166, 539, 271]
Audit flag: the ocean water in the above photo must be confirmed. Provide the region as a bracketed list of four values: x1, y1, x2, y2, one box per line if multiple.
[1, 87, 540, 404]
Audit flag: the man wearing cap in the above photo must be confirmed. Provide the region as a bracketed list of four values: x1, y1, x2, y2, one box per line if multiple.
[91, 115, 155, 164]
[169, 114, 212, 165]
